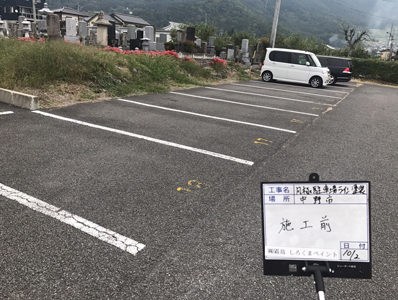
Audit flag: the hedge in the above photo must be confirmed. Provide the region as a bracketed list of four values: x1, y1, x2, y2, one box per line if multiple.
[352, 58, 398, 84]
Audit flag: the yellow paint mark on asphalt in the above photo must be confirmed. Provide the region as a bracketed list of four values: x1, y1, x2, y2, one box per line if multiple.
[177, 187, 195, 193]
[291, 119, 304, 124]
[177, 180, 210, 194]
[322, 107, 333, 114]
[188, 180, 210, 189]
[254, 138, 273, 145]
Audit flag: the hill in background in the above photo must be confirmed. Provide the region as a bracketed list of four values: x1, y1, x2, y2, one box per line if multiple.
[47, 0, 397, 46]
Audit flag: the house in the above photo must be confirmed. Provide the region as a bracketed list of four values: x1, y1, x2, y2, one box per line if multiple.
[156, 21, 186, 43]
[0, 0, 44, 21]
[86, 12, 150, 29]
[51, 7, 89, 25]
[110, 13, 151, 28]
[85, 13, 122, 28]
[163, 21, 185, 31]
[380, 49, 396, 61]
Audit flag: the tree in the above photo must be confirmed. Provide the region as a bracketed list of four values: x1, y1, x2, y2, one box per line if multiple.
[341, 24, 370, 57]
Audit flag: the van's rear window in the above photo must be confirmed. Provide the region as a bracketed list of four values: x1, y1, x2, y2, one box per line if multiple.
[270, 51, 290, 63]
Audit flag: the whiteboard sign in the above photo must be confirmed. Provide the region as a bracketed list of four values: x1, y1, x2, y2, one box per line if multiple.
[261, 180, 371, 278]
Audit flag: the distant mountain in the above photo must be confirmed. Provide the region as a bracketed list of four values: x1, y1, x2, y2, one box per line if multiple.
[48, 0, 397, 45]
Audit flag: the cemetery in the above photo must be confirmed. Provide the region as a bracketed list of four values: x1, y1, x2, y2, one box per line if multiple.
[0, 4, 260, 69]
[0, 4, 260, 108]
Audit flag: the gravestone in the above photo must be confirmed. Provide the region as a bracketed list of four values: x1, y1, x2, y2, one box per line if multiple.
[220, 47, 227, 60]
[78, 21, 88, 39]
[65, 18, 75, 36]
[156, 41, 165, 51]
[18, 16, 25, 37]
[65, 18, 79, 43]
[38, 20, 47, 37]
[145, 26, 154, 41]
[137, 30, 143, 49]
[144, 26, 156, 51]
[11, 23, 18, 38]
[127, 24, 136, 40]
[234, 46, 240, 61]
[0, 17, 4, 37]
[195, 38, 201, 47]
[108, 22, 117, 47]
[47, 14, 61, 40]
[207, 36, 215, 55]
[227, 48, 234, 60]
[130, 30, 143, 50]
[186, 27, 195, 42]
[159, 34, 167, 43]
[119, 33, 127, 50]
[241, 39, 251, 68]
[201, 42, 207, 54]
[30, 22, 38, 37]
[241, 39, 249, 53]
[88, 29, 97, 45]
[94, 11, 111, 46]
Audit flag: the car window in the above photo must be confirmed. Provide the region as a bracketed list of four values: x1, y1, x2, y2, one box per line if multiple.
[270, 51, 290, 63]
[328, 58, 343, 66]
[291, 53, 309, 65]
[317, 57, 329, 67]
[309, 54, 322, 67]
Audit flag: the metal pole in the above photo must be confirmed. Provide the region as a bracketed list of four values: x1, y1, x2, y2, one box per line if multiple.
[32, 0, 36, 22]
[270, 0, 281, 48]
[388, 24, 394, 61]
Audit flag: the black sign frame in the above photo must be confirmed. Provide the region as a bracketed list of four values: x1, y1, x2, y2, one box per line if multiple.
[261, 175, 371, 279]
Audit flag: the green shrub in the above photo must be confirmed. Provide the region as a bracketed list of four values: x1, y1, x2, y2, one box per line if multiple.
[164, 41, 175, 50]
[183, 41, 196, 53]
[352, 58, 398, 84]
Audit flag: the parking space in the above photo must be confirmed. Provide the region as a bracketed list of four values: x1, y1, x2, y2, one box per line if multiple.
[1, 80, 354, 248]
[0, 103, 15, 115]
[1, 79, 362, 298]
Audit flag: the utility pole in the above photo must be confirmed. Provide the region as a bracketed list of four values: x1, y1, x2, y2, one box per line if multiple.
[270, 0, 281, 48]
[387, 24, 394, 61]
[32, 0, 36, 22]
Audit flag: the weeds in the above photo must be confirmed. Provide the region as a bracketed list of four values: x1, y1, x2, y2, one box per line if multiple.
[0, 38, 252, 101]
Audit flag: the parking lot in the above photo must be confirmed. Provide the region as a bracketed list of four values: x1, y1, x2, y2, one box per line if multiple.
[1, 79, 396, 299]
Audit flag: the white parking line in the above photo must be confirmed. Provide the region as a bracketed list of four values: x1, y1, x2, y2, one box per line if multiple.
[117, 98, 297, 133]
[0, 183, 146, 255]
[231, 83, 342, 99]
[205, 87, 333, 106]
[170, 92, 319, 117]
[32, 110, 255, 166]
[249, 80, 350, 94]
[0, 111, 14, 116]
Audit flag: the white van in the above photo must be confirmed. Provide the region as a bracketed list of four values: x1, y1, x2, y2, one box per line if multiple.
[261, 48, 330, 88]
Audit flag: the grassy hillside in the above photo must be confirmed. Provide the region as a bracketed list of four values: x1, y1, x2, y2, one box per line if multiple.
[0, 38, 251, 108]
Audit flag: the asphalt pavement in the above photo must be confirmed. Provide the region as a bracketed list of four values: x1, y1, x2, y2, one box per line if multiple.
[0, 80, 396, 299]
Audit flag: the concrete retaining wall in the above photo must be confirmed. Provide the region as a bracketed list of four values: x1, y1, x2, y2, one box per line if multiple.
[0, 88, 39, 110]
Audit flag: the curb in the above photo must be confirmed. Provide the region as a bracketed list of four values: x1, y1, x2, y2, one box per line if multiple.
[0, 88, 40, 110]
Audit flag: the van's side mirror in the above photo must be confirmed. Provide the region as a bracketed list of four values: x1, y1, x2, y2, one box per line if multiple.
[306, 61, 310, 66]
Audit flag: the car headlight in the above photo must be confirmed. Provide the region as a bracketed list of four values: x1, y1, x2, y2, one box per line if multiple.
[322, 68, 330, 75]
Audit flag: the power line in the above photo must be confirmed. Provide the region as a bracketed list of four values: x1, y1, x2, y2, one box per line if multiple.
[329, 0, 398, 22]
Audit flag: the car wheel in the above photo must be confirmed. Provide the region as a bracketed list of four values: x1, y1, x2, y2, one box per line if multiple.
[310, 76, 323, 88]
[262, 71, 273, 82]
[329, 74, 337, 85]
